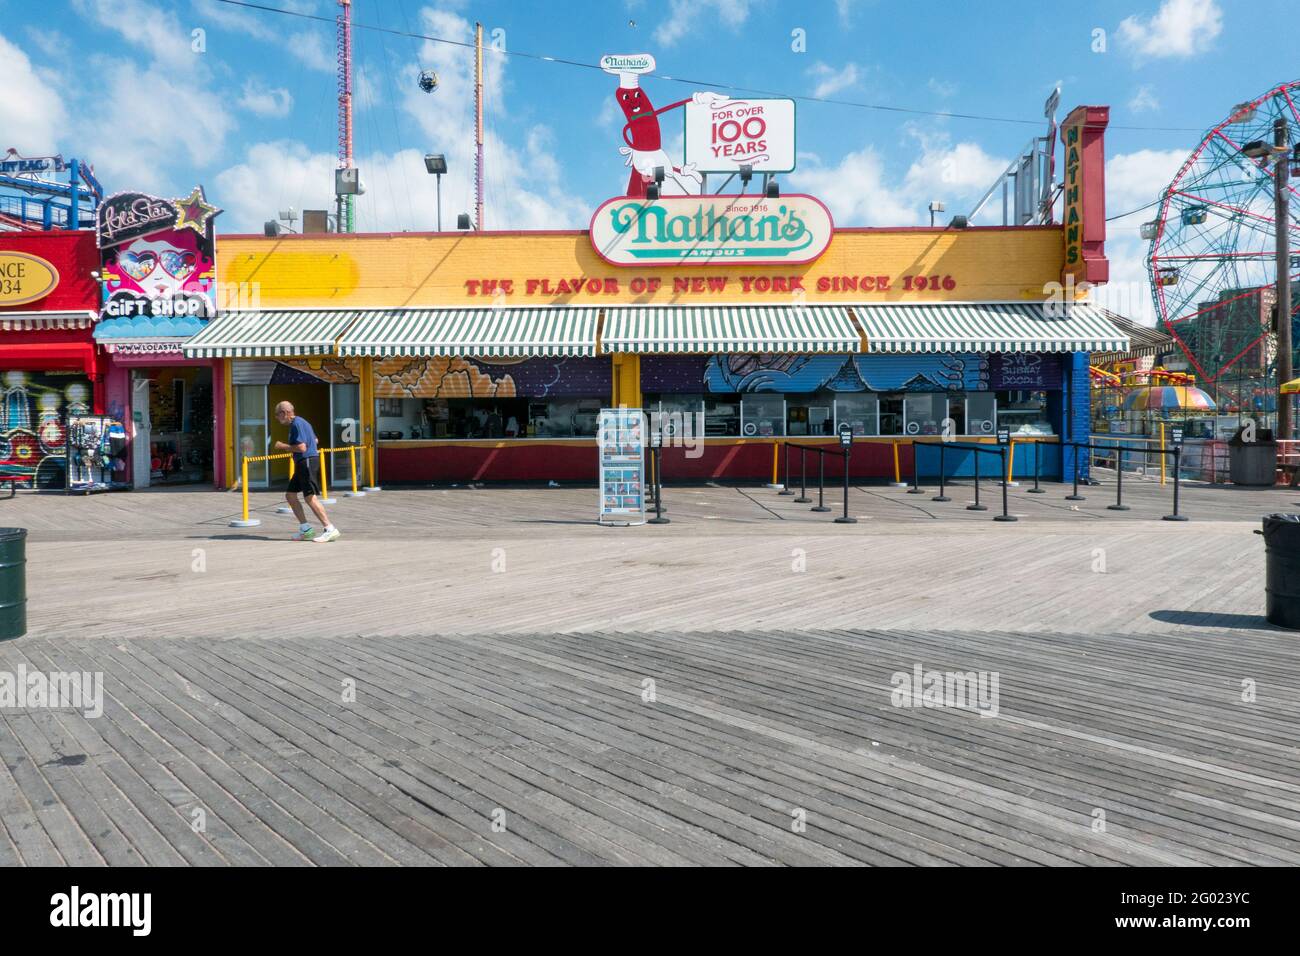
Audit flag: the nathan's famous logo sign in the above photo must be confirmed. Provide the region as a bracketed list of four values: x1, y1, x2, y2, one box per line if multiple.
[96, 186, 222, 320]
[590, 195, 833, 267]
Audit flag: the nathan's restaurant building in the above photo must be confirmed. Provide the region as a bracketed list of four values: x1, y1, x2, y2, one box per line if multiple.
[192, 124, 1122, 486]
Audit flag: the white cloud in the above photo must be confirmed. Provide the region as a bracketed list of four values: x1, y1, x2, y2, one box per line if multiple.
[73, 0, 194, 70]
[239, 79, 293, 118]
[1089, 147, 1190, 322]
[286, 29, 335, 72]
[789, 128, 1007, 228]
[0, 33, 68, 154]
[214, 7, 588, 233]
[928, 77, 958, 98]
[78, 57, 235, 192]
[1128, 84, 1160, 113]
[654, 0, 755, 47]
[807, 62, 860, 99]
[1117, 0, 1223, 59]
[24, 27, 70, 60]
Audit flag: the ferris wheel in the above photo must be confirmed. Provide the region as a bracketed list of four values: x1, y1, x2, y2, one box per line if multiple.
[1144, 79, 1300, 401]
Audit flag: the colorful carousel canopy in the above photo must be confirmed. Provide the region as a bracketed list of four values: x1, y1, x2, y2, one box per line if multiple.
[1120, 385, 1217, 411]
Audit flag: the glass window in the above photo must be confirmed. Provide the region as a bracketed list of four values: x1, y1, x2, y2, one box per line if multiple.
[903, 393, 947, 437]
[704, 396, 739, 436]
[646, 394, 705, 442]
[879, 394, 903, 435]
[786, 391, 834, 436]
[376, 397, 602, 439]
[997, 390, 1053, 436]
[741, 395, 785, 437]
[967, 393, 996, 437]
[836, 394, 879, 436]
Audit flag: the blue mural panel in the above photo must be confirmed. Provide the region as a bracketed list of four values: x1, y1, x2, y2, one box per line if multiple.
[641, 353, 995, 394]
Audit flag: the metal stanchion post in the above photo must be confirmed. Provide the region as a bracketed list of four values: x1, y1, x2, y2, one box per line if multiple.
[1108, 452, 1130, 510]
[932, 444, 951, 502]
[967, 450, 987, 511]
[1027, 441, 1045, 493]
[835, 445, 856, 523]
[795, 447, 811, 504]
[648, 444, 669, 524]
[812, 450, 830, 512]
[1163, 446, 1188, 521]
[908, 441, 925, 494]
[779, 443, 794, 495]
[994, 447, 1018, 521]
[1065, 442, 1086, 501]
[362, 443, 381, 493]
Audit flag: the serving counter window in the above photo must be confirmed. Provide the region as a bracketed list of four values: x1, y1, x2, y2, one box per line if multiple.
[997, 390, 1053, 436]
[740, 396, 785, 438]
[376, 397, 603, 439]
[835, 394, 879, 436]
[903, 393, 948, 437]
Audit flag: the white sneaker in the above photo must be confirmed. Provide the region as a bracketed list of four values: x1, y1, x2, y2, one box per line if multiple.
[315, 528, 341, 543]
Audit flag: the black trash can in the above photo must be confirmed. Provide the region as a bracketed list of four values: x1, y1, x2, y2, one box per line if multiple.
[0, 527, 26, 641]
[1262, 514, 1300, 629]
[1229, 426, 1277, 486]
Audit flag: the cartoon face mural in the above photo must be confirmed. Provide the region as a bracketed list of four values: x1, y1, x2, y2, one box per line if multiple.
[102, 229, 215, 320]
[96, 187, 221, 323]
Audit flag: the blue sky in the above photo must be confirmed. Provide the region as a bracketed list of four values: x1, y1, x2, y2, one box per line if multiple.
[0, 0, 1293, 320]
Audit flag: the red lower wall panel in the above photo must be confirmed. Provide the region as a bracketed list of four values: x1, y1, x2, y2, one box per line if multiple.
[378, 440, 912, 483]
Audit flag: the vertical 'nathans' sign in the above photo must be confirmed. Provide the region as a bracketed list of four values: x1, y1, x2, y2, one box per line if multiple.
[590, 194, 833, 266]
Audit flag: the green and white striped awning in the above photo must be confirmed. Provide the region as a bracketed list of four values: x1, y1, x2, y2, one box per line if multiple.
[337, 308, 599, 358]
[182, 309, 358, 358]
[601, 306, 860, 354]
[854, 303, 1129, 354]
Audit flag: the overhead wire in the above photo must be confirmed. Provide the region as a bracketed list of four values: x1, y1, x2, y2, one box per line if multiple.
[213, 0, 1204, 134]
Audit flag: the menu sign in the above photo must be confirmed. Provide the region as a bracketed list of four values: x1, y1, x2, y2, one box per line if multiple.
[598, 408, 646, 525]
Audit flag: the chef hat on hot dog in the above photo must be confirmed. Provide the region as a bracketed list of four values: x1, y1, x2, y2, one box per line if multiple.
[600, 53, 655, 90]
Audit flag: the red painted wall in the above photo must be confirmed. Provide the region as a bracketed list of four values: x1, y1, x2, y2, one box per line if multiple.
[0, 230, 101, 313]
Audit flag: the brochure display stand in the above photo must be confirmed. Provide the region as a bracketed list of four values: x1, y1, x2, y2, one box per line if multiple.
[597, 408, 646, 526]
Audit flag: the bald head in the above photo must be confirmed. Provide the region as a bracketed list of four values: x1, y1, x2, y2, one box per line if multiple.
[274, 401, 295, 424]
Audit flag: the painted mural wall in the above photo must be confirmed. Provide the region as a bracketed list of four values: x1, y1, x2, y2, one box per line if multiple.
[373, 356, 611, 399]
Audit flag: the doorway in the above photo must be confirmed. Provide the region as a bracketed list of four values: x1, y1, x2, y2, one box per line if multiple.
[132, 366, 214, 486]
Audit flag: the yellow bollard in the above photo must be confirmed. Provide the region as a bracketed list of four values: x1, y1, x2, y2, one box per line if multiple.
[771, 441, 779, 485]
[344, 445, 364, 497]
[1006, 440, 1016, 484]
[1160, 424, 1167, 486]
[231, 456, 261, 527]
[319, 450, 329, 501]
[892, 440, 901, 484]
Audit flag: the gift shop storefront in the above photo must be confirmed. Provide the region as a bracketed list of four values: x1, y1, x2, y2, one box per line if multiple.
[0, 230, 106, 488]
[94, 188, 227, 488]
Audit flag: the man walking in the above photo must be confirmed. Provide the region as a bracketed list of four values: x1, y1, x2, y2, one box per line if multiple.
[273, 401, 340, 542]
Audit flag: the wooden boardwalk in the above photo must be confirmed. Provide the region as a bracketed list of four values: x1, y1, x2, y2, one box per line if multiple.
[1, 480, 1297, 865]
[2, 625, 1297, 866]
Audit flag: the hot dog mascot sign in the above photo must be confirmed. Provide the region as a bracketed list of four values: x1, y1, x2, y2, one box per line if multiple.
[602, 53, 729, 197]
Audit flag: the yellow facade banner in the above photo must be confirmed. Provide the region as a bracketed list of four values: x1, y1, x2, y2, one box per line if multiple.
[218, 226, 1066, 309]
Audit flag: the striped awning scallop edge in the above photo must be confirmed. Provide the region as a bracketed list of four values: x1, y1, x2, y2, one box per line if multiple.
[854, 302, 1129, 354]
[337, 308, 600, 358]
[601, 306, 861, 354]
[182, 309, 361, 358]
[0, 311, 96, 331]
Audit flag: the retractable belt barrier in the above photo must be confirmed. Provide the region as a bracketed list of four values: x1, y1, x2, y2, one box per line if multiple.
[1059, 439, 1188, 521]
[911, 441, 1018, 522]
[778, 441, 856, 524]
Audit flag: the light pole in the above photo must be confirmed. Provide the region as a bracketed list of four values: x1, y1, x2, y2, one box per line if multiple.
[424, 153, 447, 231]
[1243, 120, 1293, 438]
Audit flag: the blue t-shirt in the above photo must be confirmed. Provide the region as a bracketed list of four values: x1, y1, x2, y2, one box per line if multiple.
[287, 416, 319, 461]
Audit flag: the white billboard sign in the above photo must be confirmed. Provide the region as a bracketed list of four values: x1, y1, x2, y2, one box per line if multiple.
[684, 98, 795, 174]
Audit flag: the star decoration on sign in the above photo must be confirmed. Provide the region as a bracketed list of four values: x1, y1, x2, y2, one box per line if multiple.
[173, 185, 221, 235]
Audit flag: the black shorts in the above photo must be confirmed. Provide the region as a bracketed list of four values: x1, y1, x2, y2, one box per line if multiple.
[286, 456, 321, 497]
